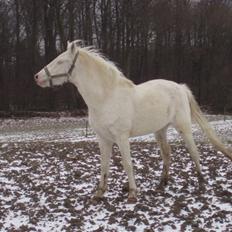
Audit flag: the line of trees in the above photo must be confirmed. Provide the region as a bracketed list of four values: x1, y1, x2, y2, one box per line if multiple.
[0, 0, 232, 113]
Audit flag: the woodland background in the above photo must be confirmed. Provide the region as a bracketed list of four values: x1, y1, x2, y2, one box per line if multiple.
[0, 0, 232, 114]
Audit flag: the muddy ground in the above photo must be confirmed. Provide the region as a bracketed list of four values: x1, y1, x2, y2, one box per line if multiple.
[0, 141, 231, 232]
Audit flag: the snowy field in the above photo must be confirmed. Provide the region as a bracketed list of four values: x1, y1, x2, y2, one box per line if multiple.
[0, 115, 232, 144]
[0, 116, 231, 231]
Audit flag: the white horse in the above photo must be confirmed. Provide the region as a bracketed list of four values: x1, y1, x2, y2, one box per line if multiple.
[34, 40, 232, 202]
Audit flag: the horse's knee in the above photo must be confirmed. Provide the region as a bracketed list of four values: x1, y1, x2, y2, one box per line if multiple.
[160, 176, 169, 186]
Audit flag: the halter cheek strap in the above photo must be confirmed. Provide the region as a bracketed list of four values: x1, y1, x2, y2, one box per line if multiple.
[44, 51, 79, 87]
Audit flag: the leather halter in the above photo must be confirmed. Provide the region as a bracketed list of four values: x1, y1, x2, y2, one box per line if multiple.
[44, 51, 79, 87]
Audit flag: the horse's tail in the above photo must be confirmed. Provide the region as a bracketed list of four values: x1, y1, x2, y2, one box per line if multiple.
[182, 84, 232, 161]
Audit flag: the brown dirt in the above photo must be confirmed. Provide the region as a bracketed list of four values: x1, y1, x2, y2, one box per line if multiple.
[0, 141, 231, 231]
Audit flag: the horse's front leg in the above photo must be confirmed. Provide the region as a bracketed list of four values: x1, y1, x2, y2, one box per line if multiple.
[95, 138, 113, 199]
[117, 136, 137, 203]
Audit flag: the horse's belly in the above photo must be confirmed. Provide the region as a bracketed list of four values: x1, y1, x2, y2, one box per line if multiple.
[130, 113, 170, 137]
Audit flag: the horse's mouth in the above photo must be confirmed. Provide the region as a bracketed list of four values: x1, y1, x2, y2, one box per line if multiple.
[35, 78, 48, 88]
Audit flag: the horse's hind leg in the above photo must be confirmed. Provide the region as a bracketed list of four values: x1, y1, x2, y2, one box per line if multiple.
[155, 127, 171, 186]
[174, 119, 203, 182]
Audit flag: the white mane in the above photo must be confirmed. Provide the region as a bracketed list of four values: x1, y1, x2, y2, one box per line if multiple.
[77, 46, 134, 87]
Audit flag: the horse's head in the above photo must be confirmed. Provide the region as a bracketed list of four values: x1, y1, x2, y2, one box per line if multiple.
[34, 41, 80, 88]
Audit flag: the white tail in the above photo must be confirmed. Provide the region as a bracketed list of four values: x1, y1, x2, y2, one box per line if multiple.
[183, 85, 232, 161]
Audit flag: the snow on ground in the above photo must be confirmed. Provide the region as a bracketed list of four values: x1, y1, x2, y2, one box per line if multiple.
[0, 115, 231, 231]
[0, 115, 231, 143]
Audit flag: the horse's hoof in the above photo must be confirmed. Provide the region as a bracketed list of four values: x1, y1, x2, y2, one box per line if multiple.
[127, 197, 137, 204]
[197, 174, 205, 184]
[128, 189, 137, 203]
[160, 180, 168, 186]
[91, 195, 104, 204]
[122, 182, 129, 192]
[158, 178, 168, 189]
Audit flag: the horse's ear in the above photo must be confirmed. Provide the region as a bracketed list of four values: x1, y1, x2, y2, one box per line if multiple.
[70, 42, 75, 53]
[67, 40, 70, 49]
[67, 41, 75, 53]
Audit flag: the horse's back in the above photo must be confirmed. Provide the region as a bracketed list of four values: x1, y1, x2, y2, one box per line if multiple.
[135, 79, 188, 107]
[136, 79, 180, 91]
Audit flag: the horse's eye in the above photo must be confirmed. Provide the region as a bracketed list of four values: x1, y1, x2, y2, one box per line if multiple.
[57, 60, 64, 65]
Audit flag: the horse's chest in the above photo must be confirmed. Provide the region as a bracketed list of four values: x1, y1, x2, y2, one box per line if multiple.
[89, 109, 132, 141]
[89, 114, 116, 141]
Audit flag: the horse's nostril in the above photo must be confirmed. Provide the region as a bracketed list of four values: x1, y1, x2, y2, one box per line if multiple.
[34, 74, 38, 80]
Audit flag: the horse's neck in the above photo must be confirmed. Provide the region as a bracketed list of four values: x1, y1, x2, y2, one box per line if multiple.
[71, 55, 113, 109]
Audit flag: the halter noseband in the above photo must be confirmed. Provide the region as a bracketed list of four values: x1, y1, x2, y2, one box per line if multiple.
[44, 51, 79, 87]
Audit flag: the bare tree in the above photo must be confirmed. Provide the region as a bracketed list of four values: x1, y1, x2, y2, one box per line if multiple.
[1, 0, 232, 113]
